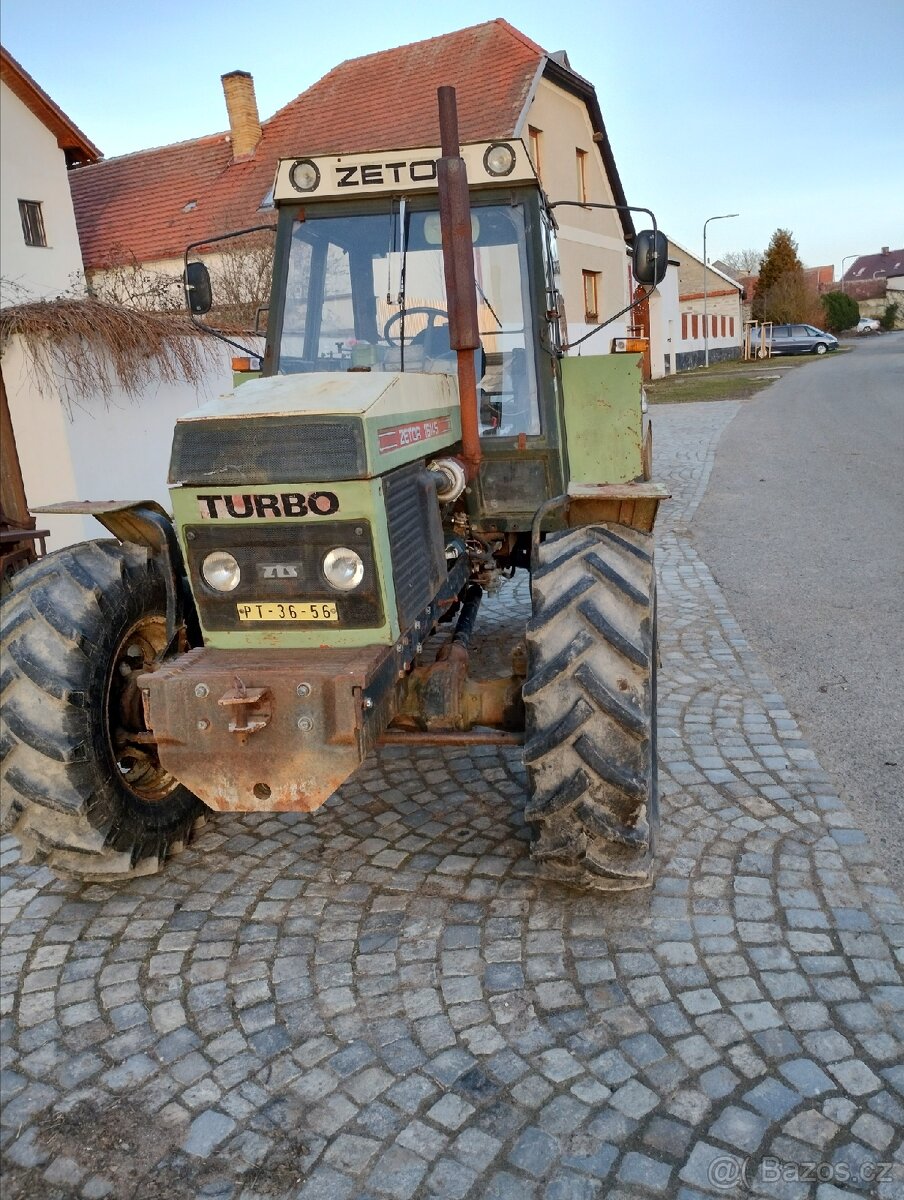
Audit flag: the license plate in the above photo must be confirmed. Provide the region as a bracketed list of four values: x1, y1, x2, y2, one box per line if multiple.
[236, 602, 338, 622]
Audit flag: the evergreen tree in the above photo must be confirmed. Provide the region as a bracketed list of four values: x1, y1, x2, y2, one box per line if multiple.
[820, 291, 859, 332]
[752, 229, 804, 322]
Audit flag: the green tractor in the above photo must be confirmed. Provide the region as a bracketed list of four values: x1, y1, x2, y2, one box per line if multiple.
[0, 89, 668, 890]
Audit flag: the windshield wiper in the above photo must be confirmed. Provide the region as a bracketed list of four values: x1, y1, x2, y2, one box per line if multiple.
[475, 279, 503, 329]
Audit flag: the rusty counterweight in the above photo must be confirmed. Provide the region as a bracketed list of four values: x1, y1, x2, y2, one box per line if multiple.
[138, 645, 394, 813]
[138, 629, 527, 812]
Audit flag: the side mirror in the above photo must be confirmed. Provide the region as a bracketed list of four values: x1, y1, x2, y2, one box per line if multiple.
[632, 230, 668, 286]
[184, 261, 212, 315]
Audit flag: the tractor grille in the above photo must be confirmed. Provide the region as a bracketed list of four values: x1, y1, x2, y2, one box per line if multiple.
[185, 521, 382, 631]
[169, 416, 366, 486]
[383, 462, 446, 628]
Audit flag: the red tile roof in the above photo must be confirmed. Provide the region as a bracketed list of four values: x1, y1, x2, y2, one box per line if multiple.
[1, 45, 100, 165]
[71, 20, 549, 268]
[843, 248, 904, 282]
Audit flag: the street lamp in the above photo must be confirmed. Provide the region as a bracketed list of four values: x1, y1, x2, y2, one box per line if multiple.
[840, 254, 866, 293]
[703, 213, 739, 367]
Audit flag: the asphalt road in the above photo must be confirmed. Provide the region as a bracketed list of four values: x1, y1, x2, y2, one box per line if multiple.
[694, 333, 904, 892]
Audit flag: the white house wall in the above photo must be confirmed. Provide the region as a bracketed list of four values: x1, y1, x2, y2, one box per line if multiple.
[676, 299, 742, 369]
[524, 80, 629, 351]
[3, 334, 234, 551]
[667, 240, 743, 370]
[2, 337, 83, 545]
[648, 263, 679, 378]
[0, 82, 85, 301]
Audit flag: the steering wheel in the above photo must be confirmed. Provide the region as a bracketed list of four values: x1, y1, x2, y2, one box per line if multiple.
[382, 306, 450, 348]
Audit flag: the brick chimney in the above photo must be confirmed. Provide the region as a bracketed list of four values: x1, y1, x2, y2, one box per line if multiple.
[221, 70, 262, 160]
[881, 246, 889, 254]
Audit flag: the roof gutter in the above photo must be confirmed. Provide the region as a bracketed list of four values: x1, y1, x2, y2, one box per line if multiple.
[512, 58, 546, 140]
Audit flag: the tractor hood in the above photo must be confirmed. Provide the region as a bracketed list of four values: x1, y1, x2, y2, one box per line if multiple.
[168, 371, 462, 486]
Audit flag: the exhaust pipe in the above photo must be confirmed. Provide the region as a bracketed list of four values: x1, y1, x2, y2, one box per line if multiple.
[436, 86, 482, 481]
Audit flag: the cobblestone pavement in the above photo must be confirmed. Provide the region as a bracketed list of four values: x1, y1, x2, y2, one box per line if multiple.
[2, 401, 903, 1200]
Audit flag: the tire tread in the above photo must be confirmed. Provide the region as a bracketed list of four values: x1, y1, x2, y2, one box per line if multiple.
[1, 540, 202, 880]
[524, 522, 658, 891]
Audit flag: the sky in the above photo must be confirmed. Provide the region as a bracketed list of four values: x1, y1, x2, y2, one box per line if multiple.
[3, 0, 902, 274]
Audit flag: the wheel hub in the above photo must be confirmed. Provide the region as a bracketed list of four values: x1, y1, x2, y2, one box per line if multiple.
[105, 616, 177, 802]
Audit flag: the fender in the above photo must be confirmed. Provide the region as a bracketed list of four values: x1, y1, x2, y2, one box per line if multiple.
[31, 500, 191, 648]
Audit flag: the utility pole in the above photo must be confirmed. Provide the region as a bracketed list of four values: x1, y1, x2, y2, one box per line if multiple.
[703, 213, 739, 367]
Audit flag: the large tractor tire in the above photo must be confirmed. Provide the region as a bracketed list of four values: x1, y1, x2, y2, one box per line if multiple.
[524, 524, 657, 891]
[1, 541, 204, 880]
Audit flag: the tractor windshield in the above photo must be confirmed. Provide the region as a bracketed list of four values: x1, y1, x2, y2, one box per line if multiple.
[278, 203, 540, 436]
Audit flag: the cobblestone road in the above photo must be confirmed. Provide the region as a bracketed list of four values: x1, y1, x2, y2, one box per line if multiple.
[2, 401, 902, 1200]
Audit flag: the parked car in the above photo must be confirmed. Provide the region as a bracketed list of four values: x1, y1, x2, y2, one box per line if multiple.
[856, 317, 880, 334]
[752, 324, 839, 356]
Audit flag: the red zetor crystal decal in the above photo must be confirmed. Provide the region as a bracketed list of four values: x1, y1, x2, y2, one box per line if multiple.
[377, 415, 452, 454]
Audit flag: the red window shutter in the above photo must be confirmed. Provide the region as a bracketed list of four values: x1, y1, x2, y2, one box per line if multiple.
[692, 314, 699, 338]
[682, 313, 688, 340]
[730, 316, 735, 336]
[721, 315, 726, 336]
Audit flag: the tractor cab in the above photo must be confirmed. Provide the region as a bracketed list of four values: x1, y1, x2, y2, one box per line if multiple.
[266, 140, 551, 449]
[188, 139, 570, 532]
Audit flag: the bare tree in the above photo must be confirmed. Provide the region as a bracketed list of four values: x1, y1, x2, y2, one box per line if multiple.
[206, 228, 275, 332]
[759, 272, 822, 325]
[87, 248, 183, 312]
[720, 249, 762, 276]
[86, 212, 278, 330]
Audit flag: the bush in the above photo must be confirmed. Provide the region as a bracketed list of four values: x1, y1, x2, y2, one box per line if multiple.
[880, 302, 900, 331]
[820, 291, 859, 332]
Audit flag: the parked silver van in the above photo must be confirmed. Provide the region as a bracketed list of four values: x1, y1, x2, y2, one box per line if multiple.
[755, 324, 839, 356]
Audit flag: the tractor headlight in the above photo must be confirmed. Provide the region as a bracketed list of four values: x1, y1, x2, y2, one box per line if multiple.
[201, 550, 241, 592]
[289, 158, 321, 193]
[483, 142, 516, 177]
[323, 547, 364, 591]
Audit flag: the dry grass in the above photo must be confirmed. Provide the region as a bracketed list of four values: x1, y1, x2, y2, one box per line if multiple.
[0, 297, 217, 405]
[646, 350, 848, 404]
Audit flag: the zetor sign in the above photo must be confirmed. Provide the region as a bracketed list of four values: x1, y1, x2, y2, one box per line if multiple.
[377, 416, 452, 455]
[272, 141, 536, 203]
